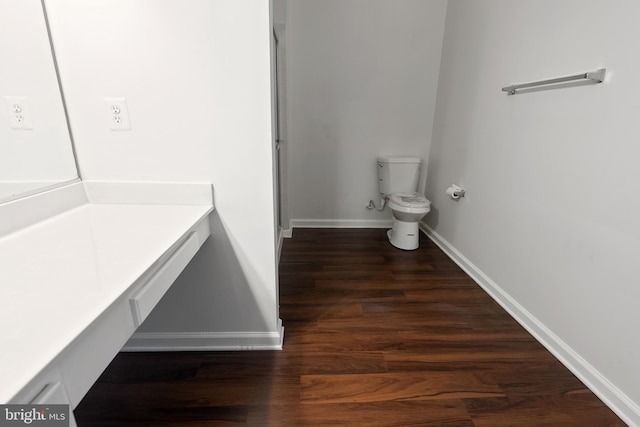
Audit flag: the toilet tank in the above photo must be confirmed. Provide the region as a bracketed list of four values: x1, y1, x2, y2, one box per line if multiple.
[377, 156, 422, 195]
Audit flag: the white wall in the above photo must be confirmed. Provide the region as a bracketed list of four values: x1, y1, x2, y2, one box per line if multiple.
[44, 0, 282, 348]
[0, 0, 77, 199]
[426, 0, 640, 423]
[287, 0, 447, 227]
[272, 0, 286, 25]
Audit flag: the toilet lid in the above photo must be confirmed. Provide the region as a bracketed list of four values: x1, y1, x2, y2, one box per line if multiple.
[389, 192, 430, 208]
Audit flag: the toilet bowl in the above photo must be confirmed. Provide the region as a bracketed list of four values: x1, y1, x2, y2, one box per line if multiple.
[387, 192, 431, 250]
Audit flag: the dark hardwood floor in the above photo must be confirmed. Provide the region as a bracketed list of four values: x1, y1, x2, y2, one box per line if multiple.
[75, 228, 626, 426]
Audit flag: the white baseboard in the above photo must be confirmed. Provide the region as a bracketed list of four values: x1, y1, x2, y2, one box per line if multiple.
[122, 320, 285, 352]
[290, 218, 393, 229]
[419, 222, 639, 427]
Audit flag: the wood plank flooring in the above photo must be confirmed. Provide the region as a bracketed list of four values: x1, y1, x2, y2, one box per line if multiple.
[74, 228, 626, 426]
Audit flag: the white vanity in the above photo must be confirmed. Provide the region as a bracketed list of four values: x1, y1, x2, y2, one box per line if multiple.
[0, 180, 214, 425]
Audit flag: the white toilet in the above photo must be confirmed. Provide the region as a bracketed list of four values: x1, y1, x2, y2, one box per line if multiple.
[378, 156, 431, 250]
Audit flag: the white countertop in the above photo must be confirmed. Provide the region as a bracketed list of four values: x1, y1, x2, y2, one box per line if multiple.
[0, 182, 213, 403]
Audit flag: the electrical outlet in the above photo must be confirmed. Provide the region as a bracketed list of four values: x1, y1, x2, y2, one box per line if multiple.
[104, 97, 131, 131]
[4, 96, 33, 130]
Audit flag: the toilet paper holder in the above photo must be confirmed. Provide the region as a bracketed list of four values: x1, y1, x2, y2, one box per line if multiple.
[446, 184, 465, 199]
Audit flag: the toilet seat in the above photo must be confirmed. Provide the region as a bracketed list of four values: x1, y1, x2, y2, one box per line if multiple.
[388, 192, 430, 212]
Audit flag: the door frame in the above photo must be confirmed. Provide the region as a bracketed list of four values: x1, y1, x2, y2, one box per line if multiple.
[272, 24, 290, 243]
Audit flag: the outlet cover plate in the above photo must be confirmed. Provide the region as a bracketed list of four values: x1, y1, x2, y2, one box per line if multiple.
[104, 97, 131, 131]
[4, 96, 34, 130]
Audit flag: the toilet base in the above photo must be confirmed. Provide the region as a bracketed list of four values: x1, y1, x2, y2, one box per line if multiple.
[387, 220, 420, 250]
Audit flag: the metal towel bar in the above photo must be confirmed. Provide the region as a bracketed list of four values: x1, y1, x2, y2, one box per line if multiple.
[502, 68, 606, 95]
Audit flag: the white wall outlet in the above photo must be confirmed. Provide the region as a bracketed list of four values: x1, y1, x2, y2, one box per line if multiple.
[4, 96, 34, 130]
[104, 97, 131, 131]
